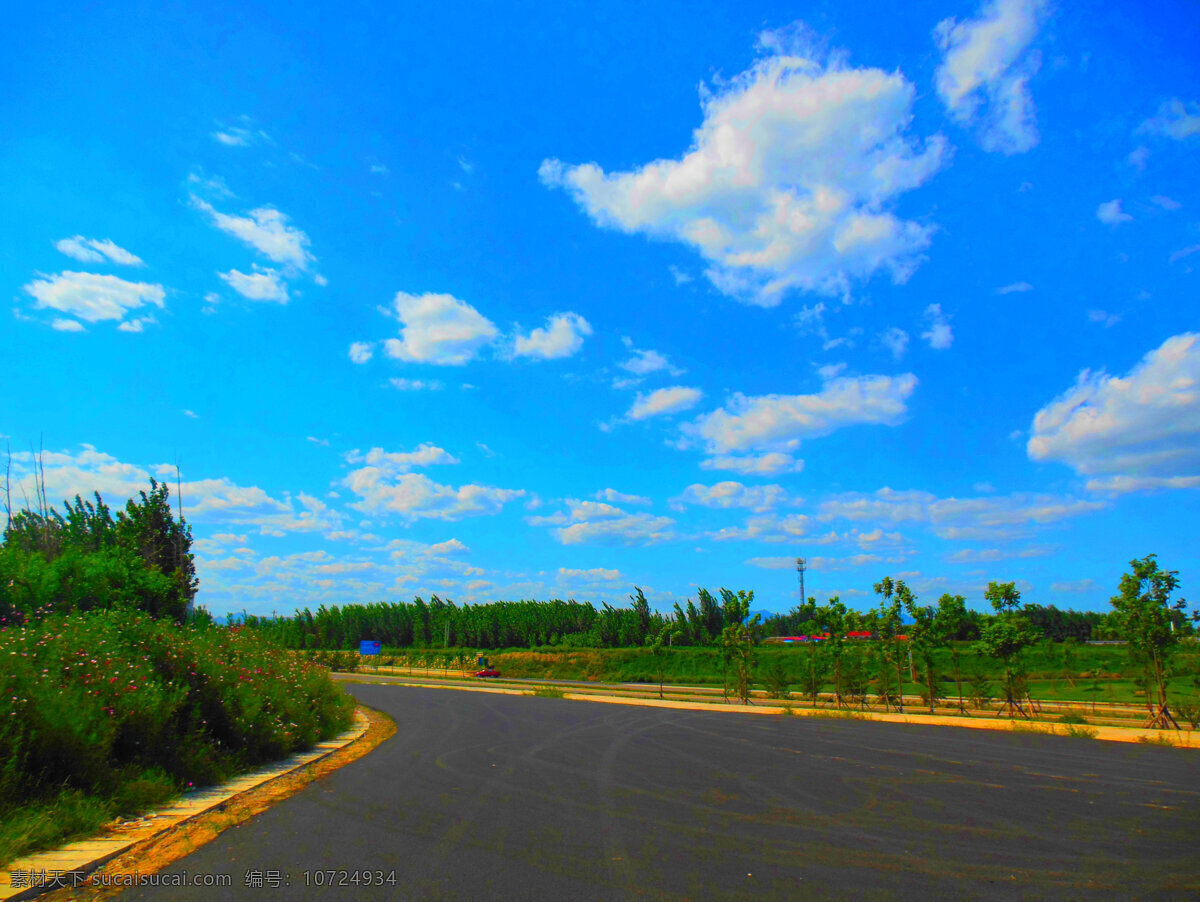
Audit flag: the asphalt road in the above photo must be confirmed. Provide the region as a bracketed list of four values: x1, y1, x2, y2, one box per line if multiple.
[120, 684, 1200, 900]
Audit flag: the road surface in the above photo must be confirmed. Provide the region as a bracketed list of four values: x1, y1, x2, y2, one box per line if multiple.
[120, 683, 1200, 900]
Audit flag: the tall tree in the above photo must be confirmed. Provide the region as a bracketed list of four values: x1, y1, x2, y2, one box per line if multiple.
[903, 589, 944, 715]
[719, 590, 759, 704]
[811, 598, 850, 709]
[872, 578, 908, 713]
[977, 582, 1039, 718]
[1110, 555, 1191, 730]
[934, 594, 970, 714]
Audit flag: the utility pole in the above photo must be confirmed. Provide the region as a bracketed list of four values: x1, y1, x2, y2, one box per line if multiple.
[795, 557, 806, 606]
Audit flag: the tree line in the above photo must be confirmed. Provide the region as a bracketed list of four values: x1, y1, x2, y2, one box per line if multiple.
[1, 476, 198, 625]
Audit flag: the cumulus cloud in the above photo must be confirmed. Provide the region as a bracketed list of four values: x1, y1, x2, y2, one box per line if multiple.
[1027, 332, 1200, 493]
[529, 499, 675, 546]
[191, 196, 314, 270]
[1137, 98, 1200, 141]
[55, 236, 144, 267]
[996, 281, 1033, 294]
[628, 386, 704, 420]
[382, 292, 499, 365]
[344, 444, 460, 472]
[512, 312, 592, 360]
[540, 25, 947, 305]
[672, 481, 788, 513]
[595, 488, 652, 505]
[218, 266, 289, 303]
[5, 446, 340, 537]
[921, 304, 954, 349]
[429, 538, 470, 555]
[344, 469, 523, 521]
[699, 452, 805, 476]
[619, 338, 684, 377]
[1096, 199, 1132, 225]
[23, 271, 165, 328]
[685, 371, 916, 456]
[348, 342, 374, 364]
[934, 0, 1047, 153]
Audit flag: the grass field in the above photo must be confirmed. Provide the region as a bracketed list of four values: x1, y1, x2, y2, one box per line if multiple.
[349, 641, 1200, 710]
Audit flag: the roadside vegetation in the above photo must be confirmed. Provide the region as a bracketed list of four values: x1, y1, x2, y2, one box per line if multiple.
[0, 474, 353, 867]
[245, 559, 1196, 729]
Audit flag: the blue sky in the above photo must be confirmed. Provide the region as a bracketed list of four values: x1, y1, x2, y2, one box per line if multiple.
[2, 0, 1197, 618]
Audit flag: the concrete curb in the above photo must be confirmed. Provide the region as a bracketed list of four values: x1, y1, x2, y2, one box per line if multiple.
[341, 674, 1198, 748]
[0, 710, 369, 901]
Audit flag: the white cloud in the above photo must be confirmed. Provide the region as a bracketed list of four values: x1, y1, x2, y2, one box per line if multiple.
[946, 545, 1052, 563]
[182, 409, 199, 419]
[685, 372, 916, 455]
[934, 0, 1047, 154]
[699, 452, 804, 476]
[428, 539, 470, 555]
[996, 281, 1033, 294]
[191, 196, 314, 270]
[51, 318, 85, 332]
[117, 316, 156, 333]
[348, 341, 374, 364]
[344, 468, 524, 521]
[6, 446, 340, 537]
[345, 444, 460, 472]
[880, 327, 909, 359]
[595, 488, 652, 506]
[540, 26, 947, 305]
[1096, 199, 1132, 225]
[673, 481, 788, 513]
[218, 266, 289, 303]
[23, 271, 165, 325]
[921, 304, 954, 349]
[306, 436, 330, 446]
[1151, 195, 1181, 210]
[816, 486, 1105, 539]
[528, 499, 675, 546]
[1027, 332, 1200, 492]
[618, 340, 684, 378]
[628, 386, 703, 420]
[512, 312, 592, 360]
[382, 291, 499, 365]
[370, 164, 390, 175]
[389, 378, 444, 391]
[748, 553, 882, 572]
[557, 567, 622, 582]
[1137, 98, 1200, 141]
[55, 236, 144, 267]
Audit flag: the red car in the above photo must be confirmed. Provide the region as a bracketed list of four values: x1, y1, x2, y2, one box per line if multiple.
[475, 668, 501, 678]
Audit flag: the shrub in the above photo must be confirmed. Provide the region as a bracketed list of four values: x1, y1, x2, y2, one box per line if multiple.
[0, 608, 354, 864]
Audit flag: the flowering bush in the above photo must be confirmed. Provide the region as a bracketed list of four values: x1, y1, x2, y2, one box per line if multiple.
[0, 608, 354, 862]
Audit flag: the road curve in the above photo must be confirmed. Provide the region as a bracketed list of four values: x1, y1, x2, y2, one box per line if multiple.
[120, 683, 1200, 900]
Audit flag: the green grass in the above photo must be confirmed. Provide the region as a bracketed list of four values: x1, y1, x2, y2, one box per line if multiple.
[525, 686, 566, 698]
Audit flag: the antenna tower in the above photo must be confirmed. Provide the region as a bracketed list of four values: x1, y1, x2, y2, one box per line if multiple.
[795, 557, 806, 606]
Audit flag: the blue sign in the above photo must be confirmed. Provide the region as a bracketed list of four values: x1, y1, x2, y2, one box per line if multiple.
[360, 640, 382, 656]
